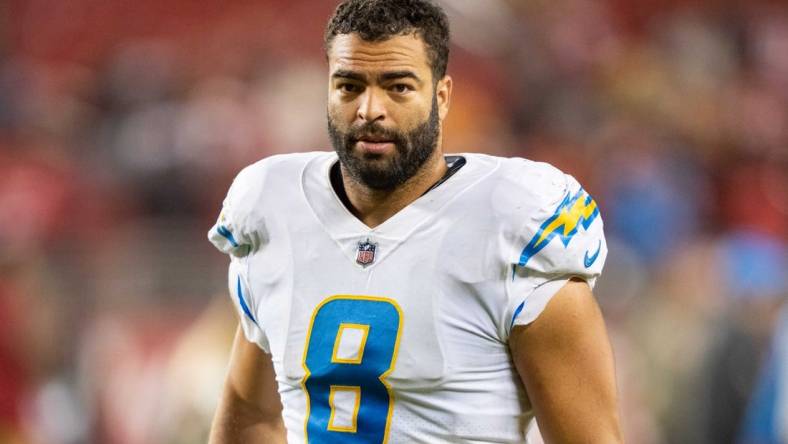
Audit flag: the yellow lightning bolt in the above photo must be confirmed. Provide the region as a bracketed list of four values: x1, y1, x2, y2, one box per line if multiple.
[534, 194, 598, 248]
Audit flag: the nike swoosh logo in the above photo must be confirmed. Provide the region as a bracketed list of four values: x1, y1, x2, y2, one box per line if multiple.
[584, 240, 602, 268]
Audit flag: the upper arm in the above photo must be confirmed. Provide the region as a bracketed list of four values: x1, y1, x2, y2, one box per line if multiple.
[208, 160, 286, 442]
[509, 278, 622, 444]
[223, 326, 283, 421]
[501, 162, 607, 336]
[209, 326, 285, 444]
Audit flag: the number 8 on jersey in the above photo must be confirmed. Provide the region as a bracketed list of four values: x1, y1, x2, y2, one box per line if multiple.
[301, 296, 403, 443]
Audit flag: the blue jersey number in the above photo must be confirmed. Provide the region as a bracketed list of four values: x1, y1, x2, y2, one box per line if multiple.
[301, 296, 402, 443]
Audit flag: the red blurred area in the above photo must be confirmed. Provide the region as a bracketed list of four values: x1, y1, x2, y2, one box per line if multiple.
[0, 0, 785, 442]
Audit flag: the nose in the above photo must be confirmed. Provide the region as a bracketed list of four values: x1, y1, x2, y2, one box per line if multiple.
[357, 88, 386, 123]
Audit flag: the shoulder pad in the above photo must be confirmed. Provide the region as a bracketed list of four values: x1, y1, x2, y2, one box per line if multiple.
[504, 158, 607, 279]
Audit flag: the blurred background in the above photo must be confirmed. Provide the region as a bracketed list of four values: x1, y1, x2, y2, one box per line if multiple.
[0, 0, 786, 442]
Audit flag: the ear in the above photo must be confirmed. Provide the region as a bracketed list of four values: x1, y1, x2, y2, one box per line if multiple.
[436, 75, 453, 121]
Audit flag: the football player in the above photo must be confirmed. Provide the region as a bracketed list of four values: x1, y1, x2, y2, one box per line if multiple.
[208, 0, 622, 442]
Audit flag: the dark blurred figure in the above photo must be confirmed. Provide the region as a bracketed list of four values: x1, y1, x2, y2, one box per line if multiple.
[699, 231, 787, 444]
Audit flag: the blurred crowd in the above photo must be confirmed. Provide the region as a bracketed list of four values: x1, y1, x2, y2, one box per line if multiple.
[0, 0, 786, 443]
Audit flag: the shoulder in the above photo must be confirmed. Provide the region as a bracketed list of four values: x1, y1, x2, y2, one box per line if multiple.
[495, 155, 569, 205]
[210, 151, 332, 255]
[472, 155, 605, 272]
[462, 153, 569, 202]
[226, 151, 332, 208]
[231, 151, 331, 191]
[469, 154, 580, 233]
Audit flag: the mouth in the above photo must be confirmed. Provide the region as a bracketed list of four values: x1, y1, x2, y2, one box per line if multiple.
[356, 139, 395, 154]
[357, 133, 393, 143]
[355, 134, 395, 154]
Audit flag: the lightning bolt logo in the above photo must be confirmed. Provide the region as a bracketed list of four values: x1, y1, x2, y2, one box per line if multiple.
[518, 188, 600, 267]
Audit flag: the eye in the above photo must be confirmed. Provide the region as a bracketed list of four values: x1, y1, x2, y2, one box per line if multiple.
[390, 83, 413, 94]
[339, 83, 361, 94]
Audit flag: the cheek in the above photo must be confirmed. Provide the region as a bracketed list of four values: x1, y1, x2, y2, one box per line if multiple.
[327, 107, 348, 131]
[395, 104, 430, 130]
[328, 95, 356, 119]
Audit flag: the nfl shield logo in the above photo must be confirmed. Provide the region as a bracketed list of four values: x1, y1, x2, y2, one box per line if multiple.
[356, 239, 377, 266]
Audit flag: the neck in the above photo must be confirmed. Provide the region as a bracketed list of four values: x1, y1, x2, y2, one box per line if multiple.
[339, 148, 448, 228]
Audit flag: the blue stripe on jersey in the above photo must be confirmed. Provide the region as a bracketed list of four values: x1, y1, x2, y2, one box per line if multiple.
[510, 300, 526, 329]
[217, 225, 239, 247]
[236, 276, 258, 326]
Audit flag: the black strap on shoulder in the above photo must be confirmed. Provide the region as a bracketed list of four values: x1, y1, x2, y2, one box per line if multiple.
[422, 155, 466, 196]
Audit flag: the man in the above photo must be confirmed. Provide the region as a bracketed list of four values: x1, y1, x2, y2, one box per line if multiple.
[208, 0, 622, 442]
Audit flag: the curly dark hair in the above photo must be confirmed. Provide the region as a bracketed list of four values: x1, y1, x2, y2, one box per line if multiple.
[325, 0, 450, 81]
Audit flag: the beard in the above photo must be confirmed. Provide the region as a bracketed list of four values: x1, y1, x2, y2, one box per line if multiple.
[327, 95, 440, 191]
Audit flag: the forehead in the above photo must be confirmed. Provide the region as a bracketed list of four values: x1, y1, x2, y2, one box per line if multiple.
[327, 33, 431, 75]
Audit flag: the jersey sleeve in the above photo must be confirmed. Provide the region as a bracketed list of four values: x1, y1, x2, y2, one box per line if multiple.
[504, 167, 607, 335]
[208, 163, 270, 351]
[228, 257, 270, 352]
[208, 164, 267, 258]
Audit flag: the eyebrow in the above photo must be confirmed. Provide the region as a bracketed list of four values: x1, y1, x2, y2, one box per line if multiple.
[378, 70, 422, 84]
[332, 70, 366, 82]
[332, 69, 423, 85]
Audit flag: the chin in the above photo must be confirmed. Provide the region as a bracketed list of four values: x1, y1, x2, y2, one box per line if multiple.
[360, 152, 390, 161]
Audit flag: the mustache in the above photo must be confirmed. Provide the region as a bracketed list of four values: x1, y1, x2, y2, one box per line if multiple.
[346, 122, 402, 143]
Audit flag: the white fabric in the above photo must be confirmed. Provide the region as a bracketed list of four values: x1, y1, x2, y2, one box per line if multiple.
[208, 152, 607, 443]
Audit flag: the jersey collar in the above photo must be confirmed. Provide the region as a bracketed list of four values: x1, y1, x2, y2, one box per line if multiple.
[301, 152, 495, 267]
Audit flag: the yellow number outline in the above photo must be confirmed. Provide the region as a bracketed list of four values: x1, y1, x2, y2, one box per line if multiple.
[331, 323, 370, 365]
[301, 295, 404, 443]
[327, 385, 362, 432]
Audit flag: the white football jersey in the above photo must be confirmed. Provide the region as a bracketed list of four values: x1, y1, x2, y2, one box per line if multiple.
[208, 151, 607, 443]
